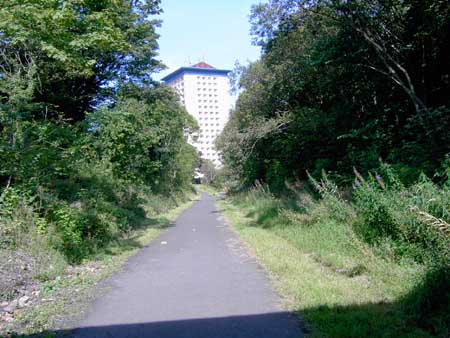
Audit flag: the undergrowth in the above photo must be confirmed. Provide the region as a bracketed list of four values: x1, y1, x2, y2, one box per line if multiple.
[222, 164, 449, 337]
[0, 160, 195, 301]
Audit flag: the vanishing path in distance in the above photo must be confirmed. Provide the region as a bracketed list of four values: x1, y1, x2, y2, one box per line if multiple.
[70, 192, 302, 338]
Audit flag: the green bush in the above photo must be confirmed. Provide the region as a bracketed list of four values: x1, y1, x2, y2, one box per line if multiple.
[307, 171, 356, 224]
[0, 187, 47, 248]
[350, 164, 450, 263]
[232, 163, 450, 336]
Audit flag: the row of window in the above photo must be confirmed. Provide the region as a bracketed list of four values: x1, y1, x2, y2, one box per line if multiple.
[198, 134, 219, 139]
[197, 76, 217, 80]
[198, 135, 220, 140]
[200, 152, 219, 158]
[197, 82, 217, 86]
[199, 123, 220, 127]
[202, 154, 219, 159]
[199, 117, 220, 120]
[198, 135, 219, 140]
[199, 111, 220, 115]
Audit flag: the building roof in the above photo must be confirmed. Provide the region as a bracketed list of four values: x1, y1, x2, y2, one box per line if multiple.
[191, 61, 215, 69]
[161, 62, 231, 83]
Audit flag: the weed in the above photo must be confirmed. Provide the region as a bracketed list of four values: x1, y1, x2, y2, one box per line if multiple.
[219, 165, 449, 337]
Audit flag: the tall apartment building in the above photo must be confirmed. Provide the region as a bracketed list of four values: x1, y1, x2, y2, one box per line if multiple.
[161, 62, 232, 166]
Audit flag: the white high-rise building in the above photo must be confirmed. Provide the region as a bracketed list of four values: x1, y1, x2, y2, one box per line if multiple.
[162, 62, 232, 166]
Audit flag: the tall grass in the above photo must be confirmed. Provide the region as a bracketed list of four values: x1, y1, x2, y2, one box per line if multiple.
[312, 166, 449, 336]
[227, 164, 449, 337]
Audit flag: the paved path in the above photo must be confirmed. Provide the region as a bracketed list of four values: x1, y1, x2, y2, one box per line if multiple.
[70, 192, 302, 338]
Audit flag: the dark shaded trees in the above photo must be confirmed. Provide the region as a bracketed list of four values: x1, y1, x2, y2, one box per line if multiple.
[217, 0, 450, 189]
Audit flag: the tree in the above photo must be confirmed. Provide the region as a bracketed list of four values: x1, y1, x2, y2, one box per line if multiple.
[90, 84, 198, 191]
[218, 0, 450, 189]
[0, 0, 164, 121]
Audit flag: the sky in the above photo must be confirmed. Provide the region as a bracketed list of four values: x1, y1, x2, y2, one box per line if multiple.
[154, 0, 262, 81]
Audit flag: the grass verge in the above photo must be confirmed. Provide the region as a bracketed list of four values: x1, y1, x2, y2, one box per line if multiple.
[218, 194, 433, 338]
[2, 192, 197, 337]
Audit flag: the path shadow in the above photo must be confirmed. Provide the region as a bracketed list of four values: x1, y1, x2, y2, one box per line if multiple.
[21, 312, 302, 338]
[298, 264, 450, 338]
[298, 300, 441, 338]
[12, 268, 449, 338]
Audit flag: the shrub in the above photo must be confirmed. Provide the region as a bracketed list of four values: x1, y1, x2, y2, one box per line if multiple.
[350, 164, 450, 263]
[0, 187, 47, 249]
[307, 171, 356, 224]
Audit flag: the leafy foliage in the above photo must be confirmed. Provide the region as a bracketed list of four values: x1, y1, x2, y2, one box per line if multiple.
[218, 2, 450, 335]
[0, 0, 164, 121]
[0, 0, 198, 266]
[218, 0, 450, 187]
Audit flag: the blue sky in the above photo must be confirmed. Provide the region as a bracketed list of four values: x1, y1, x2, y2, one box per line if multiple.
[154, 0, 262, 80]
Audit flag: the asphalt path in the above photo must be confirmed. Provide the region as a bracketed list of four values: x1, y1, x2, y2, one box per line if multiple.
[69, 192, 302, 338]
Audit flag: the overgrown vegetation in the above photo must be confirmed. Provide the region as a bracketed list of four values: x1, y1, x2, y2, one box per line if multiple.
[221, 166, 449, 337]
[0, 0, 198, 307]
[218, 0, 450, 187]
[217, 0, 450, 337]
